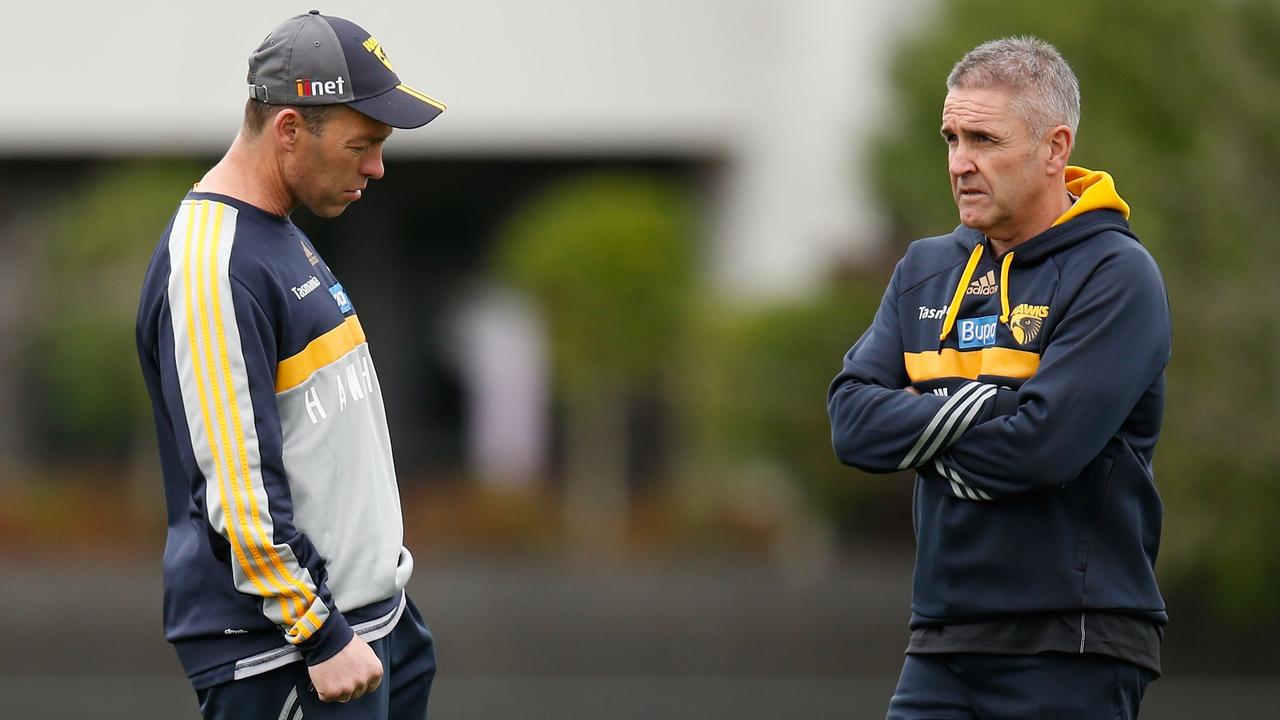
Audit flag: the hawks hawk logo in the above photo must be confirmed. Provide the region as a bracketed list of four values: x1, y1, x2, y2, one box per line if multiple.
[1007, 303, 1049, 345]
[362, 36, 394, 71]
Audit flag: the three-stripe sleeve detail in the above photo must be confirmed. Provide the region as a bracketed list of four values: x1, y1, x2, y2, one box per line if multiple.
[934, 458, 993, 501]
[178, 202, 284, 622]
[899, 382, 998, 470]
[200, 203, 313, 623]
[168, 199, 328, 643]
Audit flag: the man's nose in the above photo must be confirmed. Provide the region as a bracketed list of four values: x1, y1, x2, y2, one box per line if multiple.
[362, 147, 385, 180]
[948, 144, 976, 177]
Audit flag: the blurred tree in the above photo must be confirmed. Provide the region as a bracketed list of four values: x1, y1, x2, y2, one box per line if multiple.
[0, 180, 46, 483]
[682, 282, 907, 546]
[33, 161, 200, 481]
[496, 172, 694, 556]
[872, 0, 1280, 628]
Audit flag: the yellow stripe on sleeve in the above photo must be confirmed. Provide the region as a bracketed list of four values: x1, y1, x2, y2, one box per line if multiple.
[185, 201, 294, 625]
[302, 608, 324, 637]
[198, 202, 307, 624]
[286, 608, 325, 644]
[205, 202, 318, 620]
[904, 347, 1040, 383]
[275, 316, 367, 393]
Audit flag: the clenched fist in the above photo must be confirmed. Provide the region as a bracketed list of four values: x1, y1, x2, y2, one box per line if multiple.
[309, 634, 384, 703]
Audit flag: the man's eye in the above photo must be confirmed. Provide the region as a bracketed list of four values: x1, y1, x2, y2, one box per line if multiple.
[348, 145, 368, 153]
[975, 135, 992, 143]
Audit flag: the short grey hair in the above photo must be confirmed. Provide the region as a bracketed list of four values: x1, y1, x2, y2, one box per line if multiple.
[947, 36, 1081, 140]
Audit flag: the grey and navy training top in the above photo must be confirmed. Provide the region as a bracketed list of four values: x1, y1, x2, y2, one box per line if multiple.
[828, 167, 1171, 669]
[137, 191, 411, 689]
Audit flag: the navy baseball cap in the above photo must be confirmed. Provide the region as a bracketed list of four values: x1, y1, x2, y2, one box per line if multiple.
[247, 10, 445, 129]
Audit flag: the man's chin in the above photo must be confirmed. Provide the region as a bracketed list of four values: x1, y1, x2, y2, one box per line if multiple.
[957, 212, 990, 232]
[305, 202, 352, 219]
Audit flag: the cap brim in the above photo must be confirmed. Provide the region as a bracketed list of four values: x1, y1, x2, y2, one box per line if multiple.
[348, 84, 446, 129]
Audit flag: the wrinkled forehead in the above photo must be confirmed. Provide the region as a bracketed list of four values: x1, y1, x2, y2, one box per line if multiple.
[942, 84, 1038, 135]
[942, 86, 1016, 123]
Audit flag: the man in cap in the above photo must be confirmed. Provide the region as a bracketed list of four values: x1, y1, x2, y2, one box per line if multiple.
[136, 11, 446, 718]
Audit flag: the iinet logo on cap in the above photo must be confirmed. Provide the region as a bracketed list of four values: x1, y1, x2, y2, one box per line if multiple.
[295, 76, 346, 97]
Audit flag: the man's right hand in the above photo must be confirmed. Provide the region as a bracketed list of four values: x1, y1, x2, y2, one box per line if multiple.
[308, 634, 384, 703]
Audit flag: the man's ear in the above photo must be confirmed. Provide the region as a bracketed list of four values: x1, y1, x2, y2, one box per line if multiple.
[272, 108, 305, 152]
[1044, 125, 1073, 175]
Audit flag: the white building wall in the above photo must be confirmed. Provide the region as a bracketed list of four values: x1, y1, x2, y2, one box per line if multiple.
[2, 0, 932, 296]
[709, 0, 931, 298]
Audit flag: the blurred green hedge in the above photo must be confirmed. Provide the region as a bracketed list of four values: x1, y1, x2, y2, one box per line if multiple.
[682, 283, 908, 541]
[34, 161, 201, 458]
[496, 172, 695, 394]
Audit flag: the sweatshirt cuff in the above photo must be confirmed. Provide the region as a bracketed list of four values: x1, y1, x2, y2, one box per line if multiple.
[295, 604, 354, 666]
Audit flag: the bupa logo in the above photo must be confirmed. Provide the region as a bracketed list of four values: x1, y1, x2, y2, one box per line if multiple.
[1007, 303, 1049, 345]
[958, 315, 998, 349]
[295, 76, 347, 98]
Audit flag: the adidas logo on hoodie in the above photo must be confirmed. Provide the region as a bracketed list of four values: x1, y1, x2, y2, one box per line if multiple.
[967, 269, 998, 296]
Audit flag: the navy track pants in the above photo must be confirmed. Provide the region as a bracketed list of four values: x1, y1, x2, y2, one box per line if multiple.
[886, 652, 1155, 720]
[197, 596, 436, 720]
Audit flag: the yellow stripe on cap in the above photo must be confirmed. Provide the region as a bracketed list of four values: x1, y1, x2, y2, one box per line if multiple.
[904, 347, 1040, 383]
[276, 316, 367, 393]
[396, 84, 447, 111]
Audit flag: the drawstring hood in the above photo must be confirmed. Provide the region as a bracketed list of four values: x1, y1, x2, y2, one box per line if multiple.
[939, 244, 984, 342]
[938, 166, 1136, 346]
[1056, 166, 1130, 225]
[939, 244, 1015, 343]
[998, 251, 1015, 324]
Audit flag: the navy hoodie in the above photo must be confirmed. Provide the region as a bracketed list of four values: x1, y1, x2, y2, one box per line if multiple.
[828, 167, 1171, 629]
